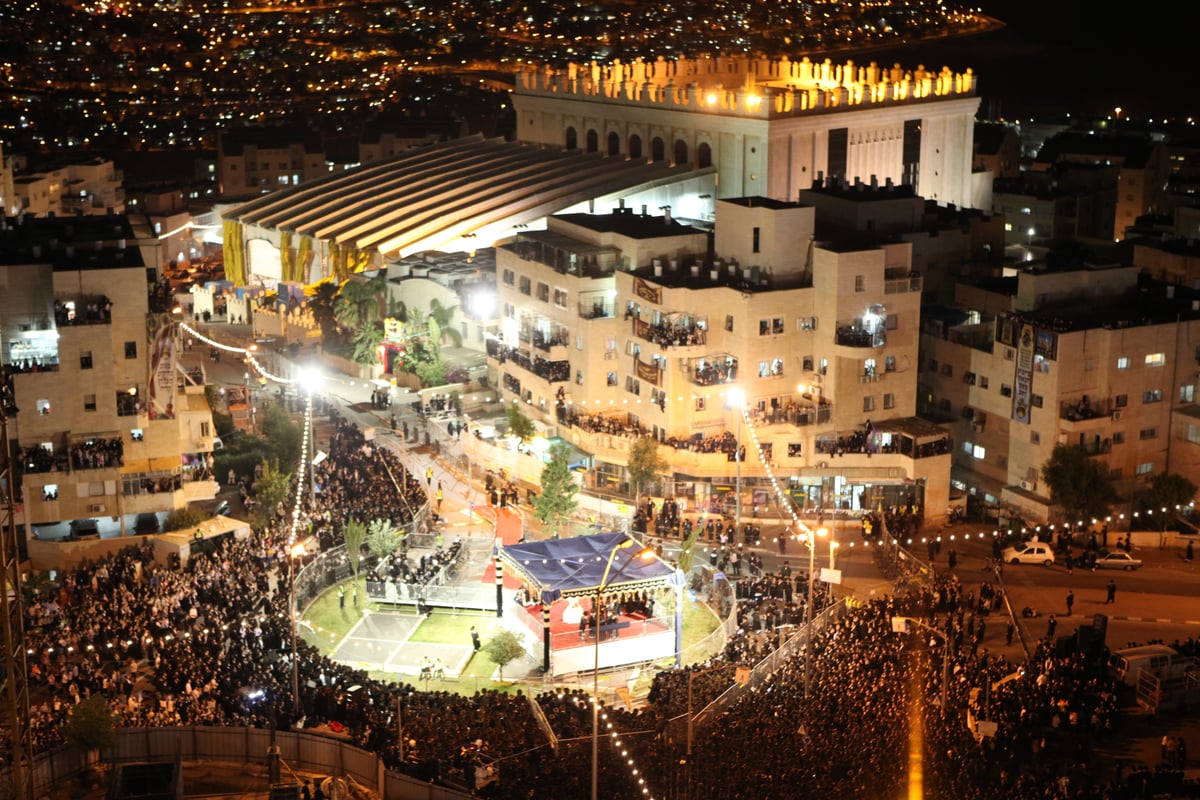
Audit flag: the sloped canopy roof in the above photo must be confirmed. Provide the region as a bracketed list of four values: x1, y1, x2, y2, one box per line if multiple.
[500, 532, 677, 599]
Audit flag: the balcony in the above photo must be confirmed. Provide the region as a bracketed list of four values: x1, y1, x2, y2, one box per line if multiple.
[884, 274, 923, 294]
[55, 293, 113, 326]
[684, 355, 737, 386]
[501, 233, 620, 279]
[526, 326, 570, 354]
[578, 299, 615, 320]
[835, 322, 885, 348]
[749, 399, 832, 427]
[1059, 396, 1110, 429]
[631, 316, 707, 349]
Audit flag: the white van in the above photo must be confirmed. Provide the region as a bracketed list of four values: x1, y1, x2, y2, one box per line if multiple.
[1108, 645, 1195, 686]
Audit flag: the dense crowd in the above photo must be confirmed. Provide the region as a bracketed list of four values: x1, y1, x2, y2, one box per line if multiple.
[17, 436, 125, 474]
[9, 411, 1198, 799]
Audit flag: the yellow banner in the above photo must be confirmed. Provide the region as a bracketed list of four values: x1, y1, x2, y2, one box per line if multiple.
[634, 277, 661, 304]
[635, 357, 661, 385]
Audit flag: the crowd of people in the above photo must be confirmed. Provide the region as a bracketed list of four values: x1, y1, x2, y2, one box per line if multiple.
[17, 436, 125, 474]
[9, 405, 1198, 800]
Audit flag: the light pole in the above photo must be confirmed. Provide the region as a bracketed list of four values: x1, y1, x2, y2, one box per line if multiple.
[891, 616, 950, 718]
[288, 541, 306, 715]
[592, 538, 653, 800]
[729, 388, 744, 543]
[801, 526, 826, 699]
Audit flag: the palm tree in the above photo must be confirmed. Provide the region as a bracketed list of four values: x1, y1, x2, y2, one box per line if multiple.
[304, 279, 342, 342]
[429, 298, 463, 348]
[335, 271, 387, 332]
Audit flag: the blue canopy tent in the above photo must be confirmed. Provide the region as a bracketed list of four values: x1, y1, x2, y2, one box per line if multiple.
[497, 532, 678, 673]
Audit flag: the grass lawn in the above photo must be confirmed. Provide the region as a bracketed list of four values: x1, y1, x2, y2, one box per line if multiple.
[301, 580, 724, 688]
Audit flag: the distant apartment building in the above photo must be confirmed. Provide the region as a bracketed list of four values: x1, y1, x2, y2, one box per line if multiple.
[488, 196, 953, 517]
[992, 163, 1118, 246]
[217, 125, 327, 197]
[973, 122, 1022, 180]
[919, 264, 1200, 524]
[358, 113, 464, 165]
[1031, 132, 1170, 241]
[0, 213, 218, 543]
[9, 158, 125, 217]
[512, 55, 985, 210]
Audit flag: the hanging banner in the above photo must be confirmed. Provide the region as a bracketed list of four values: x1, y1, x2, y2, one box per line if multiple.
[635, 356, 662, 385]
[147, 314, 176, 419]
[633, 277, 661, 304]
[1012, 322, 1034, 424]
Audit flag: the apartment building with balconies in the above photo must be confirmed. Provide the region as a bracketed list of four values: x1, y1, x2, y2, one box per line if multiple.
[0, 213, 217, 544]
[919, 262, 1200, 524]
[490, 195, 952, 517]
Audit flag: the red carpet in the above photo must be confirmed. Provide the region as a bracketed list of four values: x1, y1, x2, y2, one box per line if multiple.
[516, 597, 665, 650]
[480, 506, 526, 589]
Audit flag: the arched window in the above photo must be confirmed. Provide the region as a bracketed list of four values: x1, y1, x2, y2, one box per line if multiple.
[586, 130, 599, 153]
[651, 137, 665, 162]
[673, 139, 689, 167]
[565, 127, 578, 150]
[607, 131, 621, 156]
[629, 135, 643, 159]
[697, 142, 713, 168]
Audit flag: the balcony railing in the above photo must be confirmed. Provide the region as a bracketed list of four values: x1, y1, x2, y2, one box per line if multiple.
[685, 355, 737, 386]
[579, 300, 615, 319]
[1060, 397, 1110, 422]
[884, 274, 923, 294]
[749, 402, 832, 427]
[529, 327, 570, 353]
[632, 316, 707, 348]
[835, 323, 885, 348]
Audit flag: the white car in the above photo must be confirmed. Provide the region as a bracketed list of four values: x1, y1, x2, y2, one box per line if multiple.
[1094, 551, 1143, 571]
[1001, 542, 1055, 566]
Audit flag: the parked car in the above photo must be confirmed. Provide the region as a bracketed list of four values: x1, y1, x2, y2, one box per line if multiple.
[1001, 542, 1055, 566]
[1094, 550, 1143, 570]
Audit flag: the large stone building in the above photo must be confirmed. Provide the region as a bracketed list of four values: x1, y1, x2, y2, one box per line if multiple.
[512, 55, 985, 210]
[920, 263, 1200, 524]
[0, 213, 218, 543]
[488, 196, 953, 518]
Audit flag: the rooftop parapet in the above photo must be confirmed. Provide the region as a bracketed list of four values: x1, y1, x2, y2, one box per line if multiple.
[515, 55, 975, 119]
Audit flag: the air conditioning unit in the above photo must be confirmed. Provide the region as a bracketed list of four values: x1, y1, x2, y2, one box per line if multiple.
[811, 374, 823, 385]
[88, 503, 105, 514]
[1019, 480, 1035, 492]
[1111, 410, 1122, 421]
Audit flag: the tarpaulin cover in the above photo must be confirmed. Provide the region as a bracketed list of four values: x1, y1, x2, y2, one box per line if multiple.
[499, 531, 676, 598]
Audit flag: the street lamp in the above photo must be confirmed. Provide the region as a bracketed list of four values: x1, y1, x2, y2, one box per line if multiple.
[800, 526, 827, 699]
[592, 538, 654, 800]
[728, 388, 745, 543]
[288, 541, 306, 715]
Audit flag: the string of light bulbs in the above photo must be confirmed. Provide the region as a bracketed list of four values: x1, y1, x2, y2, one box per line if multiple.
[178, 320, 301, 386]
[599, 705, 656, 800]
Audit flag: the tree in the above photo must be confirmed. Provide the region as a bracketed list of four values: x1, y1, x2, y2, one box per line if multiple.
[252, 459, 294, 530]
[367, 518, 403, 560]
[1040, 444, 1116, 524]
[335, 270, 388, 333]
[342, 518, 368, 574]
[304, 278, 342, 343]
[350, 321, 385, 366]
[482, 629, 527, 681]
[627, 436, 668, 507]
[505, 402, 536, 443]
[1138, 472, 1198, 530]
[534, 443, 579, 537]
[428, 298, 463, 348]
[62, 694, 117, 753]
[163, 505, 206, 533]
[260, 405, 302, 469]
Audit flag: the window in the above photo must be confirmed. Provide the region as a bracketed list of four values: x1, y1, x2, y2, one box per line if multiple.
[576, 370, 583, 385]
[972, 444, 986, 460]
[928, 358, 938, 372]
[979, 376, 989, 389]
[885, 313, 898, 331]
[518, 277, 531, 296]
[759, 358, 784, 378]
[1030, 430, 1040, 444]
[695, 397, 706, 411]
[725, 315, 734, 332]
[1181, 385, 1195, 404]
[798, 316, 817, 331]
[1117, 356, 1130, 370]
[625, 376, 641, 395]
[963, 371, 976, 385]
[802, 356, 814, 372]
[1004, 347, 1014, 361]
[759, 318, 784, 335]
[1143, 389, 1163, 404]
[37, 398, 51, 415]
[1188, 424, 1200, 444]
[884, 355, 896, 373]
[1139, 427, 1158, 441]
[502, 269, 515, 286]
[863, 396, 875, 412]
[577, 335, 584, 350]
[1146, 352, 1166, 367]
[84, 394, 97, 411]
[80, 350, 93, 369]
[536, 283, 550, 302]
[752, 226, 761, 253]
[819, 358, 828, 375]
[553, 288, 568, 308]
[1112, 432, 1124, 444]
[607, 372, 618, 386]
[883, 393, 894, 409]
[1000, 384, 1012, 398]
[1031, 394, 1043, 408]
[1115, 394, 1128, 408]
[854, 275, 865, 292]
[1136, 462, 1155, 476]
[200, 421, 211, 438]
[124, 341, 137, 359]
[788, 442, 802, 457]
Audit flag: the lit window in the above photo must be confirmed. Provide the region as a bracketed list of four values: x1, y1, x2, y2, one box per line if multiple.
[1136, 462, 1155, 475]
[972, 444, 986, 460]
[1116, 356, 1130, 370]
[1145, 352, 1165, 367]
